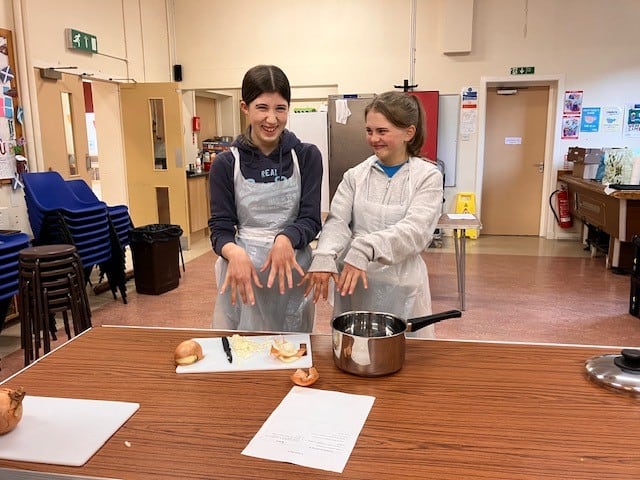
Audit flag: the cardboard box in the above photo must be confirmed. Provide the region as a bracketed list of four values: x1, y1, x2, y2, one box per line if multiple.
[568, 147, 603, 164]
[572, 162, 599, 179]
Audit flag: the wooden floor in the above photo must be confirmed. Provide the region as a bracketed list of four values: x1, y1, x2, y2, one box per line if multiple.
[1, 235, 638, 382]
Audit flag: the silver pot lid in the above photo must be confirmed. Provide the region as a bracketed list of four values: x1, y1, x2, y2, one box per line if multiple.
[585, 349, 640, 395]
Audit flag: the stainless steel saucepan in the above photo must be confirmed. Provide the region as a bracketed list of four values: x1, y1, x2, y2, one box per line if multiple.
[332, 309, 462, 377]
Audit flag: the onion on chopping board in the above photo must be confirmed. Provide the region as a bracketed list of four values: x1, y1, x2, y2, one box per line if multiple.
[174, 340, 204, 365]
[0, 386, 25, 434]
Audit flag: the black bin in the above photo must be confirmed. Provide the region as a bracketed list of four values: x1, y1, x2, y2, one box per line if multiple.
[129, 224, 183, 295]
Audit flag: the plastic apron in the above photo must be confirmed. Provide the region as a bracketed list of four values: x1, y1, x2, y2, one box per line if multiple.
[213, 147, 314, 332]
[334, 162, 434, 338]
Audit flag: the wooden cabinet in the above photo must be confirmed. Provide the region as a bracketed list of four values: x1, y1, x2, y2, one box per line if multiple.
[562, 175, 640, 271]
[187, 174, 210, 239]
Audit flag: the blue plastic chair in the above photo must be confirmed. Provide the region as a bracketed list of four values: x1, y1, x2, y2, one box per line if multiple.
[0, 232, 30, 330]
[22, 172, 112, 269]
[66, 179, 133, 248]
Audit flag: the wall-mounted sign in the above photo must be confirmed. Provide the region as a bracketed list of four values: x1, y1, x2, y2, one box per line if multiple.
[580, 107, 600, 133]
[510, 66, 535, 75]
[65, 28, 98, 54]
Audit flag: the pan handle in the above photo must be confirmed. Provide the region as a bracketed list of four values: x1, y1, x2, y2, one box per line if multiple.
[406, 309, 462, 333]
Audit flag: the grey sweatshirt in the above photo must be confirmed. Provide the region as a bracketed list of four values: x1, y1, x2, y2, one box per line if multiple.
[309, 156, 443, 273]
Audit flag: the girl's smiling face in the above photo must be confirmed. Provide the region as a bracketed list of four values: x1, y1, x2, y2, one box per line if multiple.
[365, 109, 416, 166]
[241, 92, 289, 155]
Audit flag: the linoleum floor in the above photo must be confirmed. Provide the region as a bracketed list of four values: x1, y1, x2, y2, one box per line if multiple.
[1, 235, 638, 381]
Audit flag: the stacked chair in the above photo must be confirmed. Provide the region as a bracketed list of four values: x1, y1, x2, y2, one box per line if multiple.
[67, 179, 133, 250]
[0, 231, 30, 331]
[22, 171, 129, 303]
[18, 244, 91, 366]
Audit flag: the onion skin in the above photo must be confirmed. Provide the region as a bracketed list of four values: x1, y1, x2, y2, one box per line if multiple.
[174, 340, 204, 365]
[291, 367, 320, 387]
[270, 342, 307, 363]
[0, 387, 25, 435]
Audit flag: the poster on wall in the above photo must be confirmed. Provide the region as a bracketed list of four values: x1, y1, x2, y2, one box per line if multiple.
[580, 107, 600, 133]
[623, 104, 640, 138]
[561, 115, 580, 140]
[563, 90, 583, 114]
[601, 106, 623, 133]
[459, 86, 477, 136]
[0, 29, 21, 182]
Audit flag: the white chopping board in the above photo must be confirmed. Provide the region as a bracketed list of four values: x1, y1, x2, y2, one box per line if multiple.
[0, 396, 139, 467]
[176, 334, 313, 374]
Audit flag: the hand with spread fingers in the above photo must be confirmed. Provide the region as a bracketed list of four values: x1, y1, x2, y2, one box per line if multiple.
[301, 271, 339, 303]
[219, 243, 263, 306]
[261, 235, 305, 294]
[336, 263, 368, 296]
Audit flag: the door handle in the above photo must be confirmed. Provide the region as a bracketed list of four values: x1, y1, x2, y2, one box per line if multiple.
[533, 162, 544, 173]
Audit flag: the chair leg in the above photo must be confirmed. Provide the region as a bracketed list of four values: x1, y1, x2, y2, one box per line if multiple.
[61, 310, 72, 340]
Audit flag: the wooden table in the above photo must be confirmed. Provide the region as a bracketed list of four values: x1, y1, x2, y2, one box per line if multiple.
[560, 175, 640, 271]
[436, 213, 483, 310]
[0, 326, 638, 480]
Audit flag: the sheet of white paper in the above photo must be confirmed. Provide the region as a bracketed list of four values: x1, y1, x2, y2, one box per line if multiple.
[242, 386, 375, 473]
[447, 213, 476, 220]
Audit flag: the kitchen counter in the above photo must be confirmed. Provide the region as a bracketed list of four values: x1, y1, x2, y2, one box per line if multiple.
[0, 326, 637, 479]
[186, 173, 210, 239]
[186, 170, 209, 178]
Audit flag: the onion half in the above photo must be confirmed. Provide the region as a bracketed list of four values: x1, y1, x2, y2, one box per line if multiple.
[0, 386, 25, 435]
[174, 340, 204, 365]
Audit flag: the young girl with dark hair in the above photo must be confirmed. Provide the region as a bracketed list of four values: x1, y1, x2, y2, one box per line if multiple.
[303, 91, 443, 337]
[209, 65, 322, 332]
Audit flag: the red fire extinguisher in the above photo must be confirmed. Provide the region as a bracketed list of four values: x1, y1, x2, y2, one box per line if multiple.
[549, 187, 573, 228]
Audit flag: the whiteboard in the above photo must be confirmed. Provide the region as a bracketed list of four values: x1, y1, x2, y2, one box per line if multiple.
[437, 94, 459, 186]
[287, 111, 330, 212]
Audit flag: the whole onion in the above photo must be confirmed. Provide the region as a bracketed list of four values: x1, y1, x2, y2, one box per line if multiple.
[174, 340, 204, 365]
[0, 386, 25, 435]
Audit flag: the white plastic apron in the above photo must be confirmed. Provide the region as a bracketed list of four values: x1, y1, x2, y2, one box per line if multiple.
[213, 147, 314, 332]
[334, 162, 433, 338]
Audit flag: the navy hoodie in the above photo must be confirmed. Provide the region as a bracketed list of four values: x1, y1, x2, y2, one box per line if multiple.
[208, 129, 323, 256]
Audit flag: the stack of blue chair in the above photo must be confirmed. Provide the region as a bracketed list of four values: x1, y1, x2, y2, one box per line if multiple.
[22, 171, 128, 303]
[0, 231, 30, 330]
[66, 179, 133, 249]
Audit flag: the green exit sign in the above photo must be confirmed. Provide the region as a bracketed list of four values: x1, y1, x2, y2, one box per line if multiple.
[66, 28, 98, 53]
[510, 66, 535, 75]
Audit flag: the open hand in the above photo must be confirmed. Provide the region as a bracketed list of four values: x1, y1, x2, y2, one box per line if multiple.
[219, 243, 263, 305]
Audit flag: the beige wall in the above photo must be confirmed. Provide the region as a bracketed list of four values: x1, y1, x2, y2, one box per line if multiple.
[0, 0, 172, 234]
[1, 0, 640, 238]
[173, 0, 640, 237]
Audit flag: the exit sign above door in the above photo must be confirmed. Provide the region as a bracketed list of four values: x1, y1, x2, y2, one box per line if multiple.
[65, 28, 98, 54]
[510, 66, 535, 75]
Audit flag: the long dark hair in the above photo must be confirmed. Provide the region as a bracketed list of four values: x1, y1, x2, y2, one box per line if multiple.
[241, 65, 291, 105]
[365, 91, 425, 157]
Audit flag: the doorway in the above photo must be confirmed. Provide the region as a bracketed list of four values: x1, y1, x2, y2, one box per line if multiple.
[119, 82, 189, 244]
[481, 85, 550, 235]
[35, 70, 90, 183]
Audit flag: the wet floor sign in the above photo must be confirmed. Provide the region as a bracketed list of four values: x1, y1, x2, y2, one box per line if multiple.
[454, 192, 478, 239]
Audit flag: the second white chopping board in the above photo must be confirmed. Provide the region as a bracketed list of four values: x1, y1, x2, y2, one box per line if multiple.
[175, 334, 313, 374]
